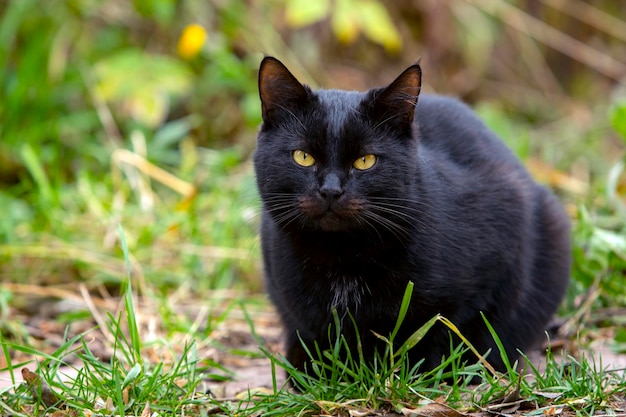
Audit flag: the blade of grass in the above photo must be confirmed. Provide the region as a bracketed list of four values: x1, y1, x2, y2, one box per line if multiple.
[438, 315, 500, 378]
[480, 312, 514, 372]
[390, 281, 414, 342]
[118, 224, 142, 364]
[394, 314, 441, 358]
[20, 143, 54, 205]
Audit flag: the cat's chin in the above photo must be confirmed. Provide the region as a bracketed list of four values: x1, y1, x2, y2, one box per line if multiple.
[315, 212, 354, 232]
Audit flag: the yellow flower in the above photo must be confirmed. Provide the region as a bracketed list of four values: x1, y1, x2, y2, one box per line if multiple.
[177, 24, 207, 59]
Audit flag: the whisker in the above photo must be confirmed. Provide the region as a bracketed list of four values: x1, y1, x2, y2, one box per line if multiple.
[367, 196, 456, 223]
[273, 209, 303, 231]
[368, 195, 437, 210]
[366, 204, 419, 222]
[359, 210, 410, 243]
[354, 214, 384, 242]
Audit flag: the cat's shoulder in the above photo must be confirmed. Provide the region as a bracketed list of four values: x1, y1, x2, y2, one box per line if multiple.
[416, 94, 483, 127]
[415, 94, 522, 169]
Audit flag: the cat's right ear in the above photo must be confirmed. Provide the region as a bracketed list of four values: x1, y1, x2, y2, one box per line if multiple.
[258, 57, 309, 123]
[369, 63, 422, 129]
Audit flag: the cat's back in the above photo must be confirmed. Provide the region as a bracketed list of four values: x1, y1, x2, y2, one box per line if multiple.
[415, 94, 523, 173]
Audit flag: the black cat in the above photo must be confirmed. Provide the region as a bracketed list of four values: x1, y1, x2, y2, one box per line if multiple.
[253, 56, 570, 379]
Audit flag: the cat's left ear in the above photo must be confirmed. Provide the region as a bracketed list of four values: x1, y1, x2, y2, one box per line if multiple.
[258, 56, 309, 124]
[370, 62, 422, 127]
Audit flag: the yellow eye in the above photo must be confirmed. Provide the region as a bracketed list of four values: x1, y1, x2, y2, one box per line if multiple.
[353, 154, 377, 170]
[293, 150, 315, 167]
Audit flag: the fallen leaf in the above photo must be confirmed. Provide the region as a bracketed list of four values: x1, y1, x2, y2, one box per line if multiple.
[482, 375, 522, 414]
[401, 402, 466, 417]
[104, 397, 114, 412]
[533, 391, 563, 400]
[22, 367, 60, 408]
[501, 382, 521, 404]
[542, 405, 564, 416]
[349, 408, 373, 417]
[235, 386, 275, 400]
[141, 401, 151, 417]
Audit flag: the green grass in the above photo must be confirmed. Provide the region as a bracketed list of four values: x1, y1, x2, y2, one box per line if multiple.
[245, 286, 485, 416]
[3, 273, 625, 416]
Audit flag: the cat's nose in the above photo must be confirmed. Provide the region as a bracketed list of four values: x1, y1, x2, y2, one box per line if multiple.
[319, 172, 344, 201]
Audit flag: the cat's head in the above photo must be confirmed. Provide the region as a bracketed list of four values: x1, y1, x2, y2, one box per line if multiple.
[254, 57, 422, 235]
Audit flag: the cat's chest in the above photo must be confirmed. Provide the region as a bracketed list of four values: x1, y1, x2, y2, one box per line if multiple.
[299, 260, 400, 319]
[285, 233, 413, 314]
[327, 273, 371, 315]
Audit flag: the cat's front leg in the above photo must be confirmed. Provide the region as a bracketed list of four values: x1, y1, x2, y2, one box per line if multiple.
[285, 335, 310, 374]
[284, 330, 328, 390]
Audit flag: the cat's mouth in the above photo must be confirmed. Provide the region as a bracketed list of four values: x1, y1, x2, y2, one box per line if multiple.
[317, 211, 349, 231]
[298, 195, 363, 232]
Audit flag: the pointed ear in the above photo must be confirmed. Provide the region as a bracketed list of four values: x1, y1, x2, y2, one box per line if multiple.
[258, 57, 309, 123]
[370, 63, 422, 127]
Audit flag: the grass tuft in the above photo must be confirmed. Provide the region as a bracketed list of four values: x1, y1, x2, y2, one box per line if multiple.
[243, 284, 512, 416]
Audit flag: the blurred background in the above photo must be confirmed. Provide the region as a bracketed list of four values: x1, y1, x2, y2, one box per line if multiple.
[1, 0, 625, 330]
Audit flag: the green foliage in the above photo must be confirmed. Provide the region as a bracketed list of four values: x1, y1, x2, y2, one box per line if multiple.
[562, 97, 626, 311]
[284, 0, 401, 53]
[237, 288, 626, 416]
[610, 98, 626, 144]
[0, 0, 262, 291]
[0, 2, 258, 180]
[94, 50, 192, 127]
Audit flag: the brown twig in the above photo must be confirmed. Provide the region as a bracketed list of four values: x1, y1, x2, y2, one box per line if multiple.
[540, 0, 626, 44]
[2, 283, 114, 310]
[466, 0, 626, 81]
[111, 149, 197, 199]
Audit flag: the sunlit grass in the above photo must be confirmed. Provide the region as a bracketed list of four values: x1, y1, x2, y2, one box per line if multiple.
[0, 141, 260, 290]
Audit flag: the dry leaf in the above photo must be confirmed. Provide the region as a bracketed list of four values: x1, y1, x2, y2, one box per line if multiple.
[123, 386, 130, 404]
[401, 402, 466, 417]
[348, 408, 373, 417]
[533, 391, 562, 400]
[141, 401, 151, 417]
[486, 375, 525, 413]
[543, 406, 562, 416]
[22, 367, 60, 408]
[235, 386, 275, 400]
[501, 383, 521, 404]
[104, 397, 114, 412]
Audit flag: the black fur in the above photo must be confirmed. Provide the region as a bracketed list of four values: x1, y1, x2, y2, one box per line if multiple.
[253, 56, 570, 377]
